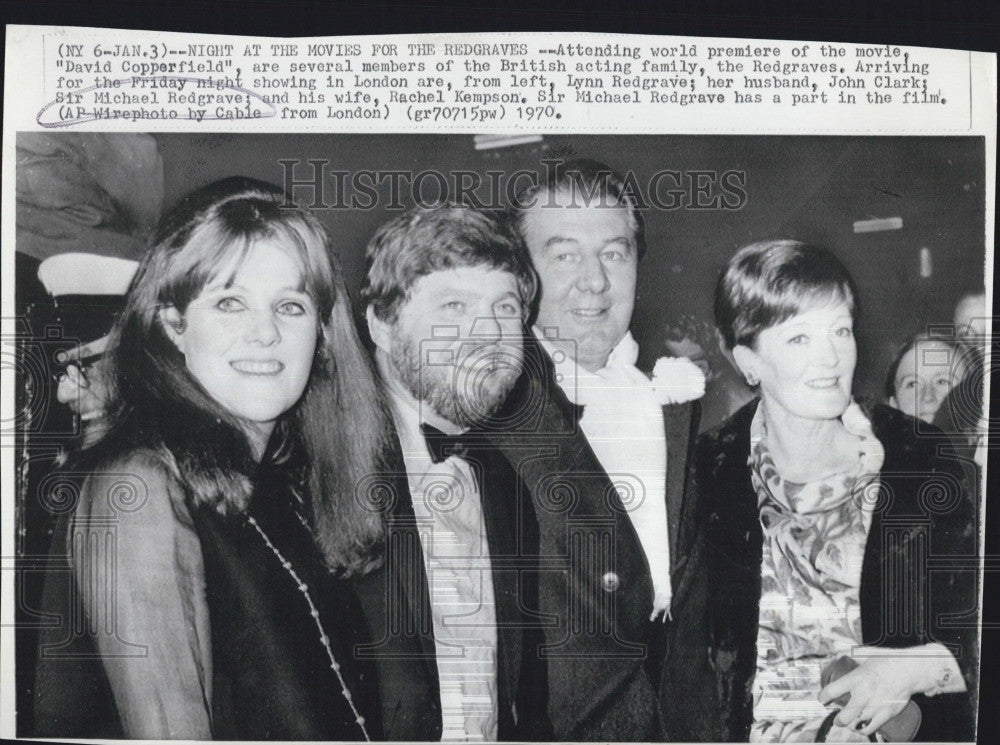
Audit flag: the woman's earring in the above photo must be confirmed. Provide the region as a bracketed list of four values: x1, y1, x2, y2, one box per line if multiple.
[745, 372, 758, 386]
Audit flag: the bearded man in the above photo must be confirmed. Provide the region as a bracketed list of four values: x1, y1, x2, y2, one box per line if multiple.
[356, 204, 549, 742]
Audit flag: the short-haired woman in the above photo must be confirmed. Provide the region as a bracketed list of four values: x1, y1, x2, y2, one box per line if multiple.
[695, 240, 976, 742]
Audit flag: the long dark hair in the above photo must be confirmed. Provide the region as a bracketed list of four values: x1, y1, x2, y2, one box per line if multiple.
[91, 176, 390, 575]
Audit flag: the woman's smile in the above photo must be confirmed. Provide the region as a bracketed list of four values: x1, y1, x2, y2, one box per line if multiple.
[805, 376, 840, 389]
[230, 358, 285, 375]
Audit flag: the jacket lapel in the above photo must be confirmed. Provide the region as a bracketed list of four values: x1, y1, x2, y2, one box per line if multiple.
[472, 447, 523, 730]
[663, 400, 699, 571]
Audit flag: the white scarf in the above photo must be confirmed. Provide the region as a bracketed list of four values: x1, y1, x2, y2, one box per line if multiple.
[537, 330, 705, 620]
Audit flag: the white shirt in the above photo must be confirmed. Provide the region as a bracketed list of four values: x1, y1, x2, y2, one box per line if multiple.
[536, 328, 673, 619]
[384, 381, 499, 742]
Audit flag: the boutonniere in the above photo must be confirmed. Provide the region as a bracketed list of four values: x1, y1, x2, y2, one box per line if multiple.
[650, 356, 706, 405]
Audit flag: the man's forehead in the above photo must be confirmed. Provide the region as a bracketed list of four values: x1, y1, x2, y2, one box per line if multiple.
[409, 265, 520, 296]
[521, 198, 633, 243]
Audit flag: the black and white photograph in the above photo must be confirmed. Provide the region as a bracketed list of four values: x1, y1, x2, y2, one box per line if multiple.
[9, 131, 989, 741]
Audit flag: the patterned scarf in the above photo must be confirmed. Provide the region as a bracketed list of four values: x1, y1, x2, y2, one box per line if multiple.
[747, 401, 885, 742]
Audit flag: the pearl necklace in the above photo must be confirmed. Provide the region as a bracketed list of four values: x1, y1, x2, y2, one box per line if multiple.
[246, 515, 371, 741]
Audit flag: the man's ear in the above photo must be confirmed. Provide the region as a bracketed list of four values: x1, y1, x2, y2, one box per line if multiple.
[731, 344, 758, 383]
[366, 306, 392, 354]
[889, 394, 899, 409]
[159, 306, 186, 354]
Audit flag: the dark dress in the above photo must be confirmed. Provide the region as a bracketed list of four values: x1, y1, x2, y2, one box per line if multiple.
[693, 401, 978, 742]
[32, 451, 381, 740]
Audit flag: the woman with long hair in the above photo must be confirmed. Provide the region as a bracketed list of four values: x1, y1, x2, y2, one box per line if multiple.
[33, 177, 390, 739]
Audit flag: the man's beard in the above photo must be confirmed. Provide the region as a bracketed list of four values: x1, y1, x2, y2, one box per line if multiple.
[390, 328, 522, 429]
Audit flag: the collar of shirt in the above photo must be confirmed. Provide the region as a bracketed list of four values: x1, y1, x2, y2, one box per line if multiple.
[534, 327, 645, 403]
[383, 383, 479, 498]
[375, 352, 474, 485]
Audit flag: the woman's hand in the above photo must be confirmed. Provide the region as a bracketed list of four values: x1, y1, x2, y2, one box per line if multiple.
[818, 644, 964, 737]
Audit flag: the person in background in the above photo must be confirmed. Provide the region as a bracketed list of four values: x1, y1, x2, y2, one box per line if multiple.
[662, 313, 754, 433]
[934, 375, 989, 474]
[37, 253, 140, 451]
[936, 288, 990, 475]
[15, 133, 163, 735]
[695, 239, 976, 742]
[500, 156, 705, 740]
[358, 203, 548, 742]
[952, 287, 988, 351]
[932, 360, 986, 518]
[33, 178, 389, 740]
[885, 334, 973, 425]
[17, 133, 163, 435]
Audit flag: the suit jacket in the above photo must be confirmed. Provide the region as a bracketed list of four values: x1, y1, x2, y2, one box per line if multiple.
[485, 333, 701, 741]
[351, 432, 550, 741]
[694, 400, 978, 742]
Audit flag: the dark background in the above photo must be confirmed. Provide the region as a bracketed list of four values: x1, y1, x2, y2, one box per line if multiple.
[153, 133, 986, 402]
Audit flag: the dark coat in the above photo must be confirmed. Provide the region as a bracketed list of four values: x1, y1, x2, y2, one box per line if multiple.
[351, 433, 550, 741]
[694, 400, 978, 742]
[485, 334, 701, 741]
[33, 454, 381, 741]
[191, 462, 382, 740]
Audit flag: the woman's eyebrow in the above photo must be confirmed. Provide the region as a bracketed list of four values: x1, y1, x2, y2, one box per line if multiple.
[204, 280, 247, 291]
[202, 282, 310, 295]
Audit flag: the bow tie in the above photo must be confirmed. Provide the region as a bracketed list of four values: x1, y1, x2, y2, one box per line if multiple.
[420, 423, 481, 464]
